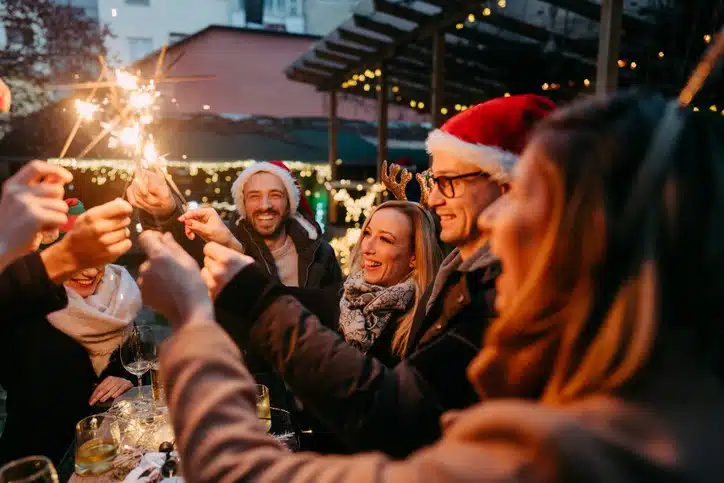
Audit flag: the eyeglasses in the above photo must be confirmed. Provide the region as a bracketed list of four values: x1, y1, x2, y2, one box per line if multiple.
[431, 171, 491, 198]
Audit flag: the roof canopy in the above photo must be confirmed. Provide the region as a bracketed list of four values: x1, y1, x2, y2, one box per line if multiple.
[286, 0, 722, 117]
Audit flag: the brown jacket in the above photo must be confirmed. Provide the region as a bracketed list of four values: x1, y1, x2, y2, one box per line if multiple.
[162, 319, 724, 483]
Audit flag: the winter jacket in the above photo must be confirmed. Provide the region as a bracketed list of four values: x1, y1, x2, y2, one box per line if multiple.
[0, 254, 130, 466]
[161, 317, 724, 483]
[213, 245, 499, 458]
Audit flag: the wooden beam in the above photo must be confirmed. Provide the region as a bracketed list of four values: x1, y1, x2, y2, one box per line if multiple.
[329, 90, 339, 179]
[316, 49, 357, 66]
[324, 41, 370, 59]
[320, 0, 481, 90]
[596, 0, 623, 94]
[539, 0, 649, 32]
[302, 59, 347, 75]
[354, 14, 408, 40]
[338, 29, 388, 50]
[431, 31, 445, 128]
[373, 0, 432, 24]
[377, 64, 388, 181]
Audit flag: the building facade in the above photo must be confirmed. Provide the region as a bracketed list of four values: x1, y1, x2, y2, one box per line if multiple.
[134, 26, 426, 122]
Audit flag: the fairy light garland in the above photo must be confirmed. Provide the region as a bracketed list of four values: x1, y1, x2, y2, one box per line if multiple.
[330, 228, 362, 274]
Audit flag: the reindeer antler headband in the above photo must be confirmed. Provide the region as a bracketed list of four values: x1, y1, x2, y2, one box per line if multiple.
[381, 160, 434, 207]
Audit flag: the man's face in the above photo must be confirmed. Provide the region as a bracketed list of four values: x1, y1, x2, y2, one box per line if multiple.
[427, 152, 502, 249]
[243, 172, 290, 237]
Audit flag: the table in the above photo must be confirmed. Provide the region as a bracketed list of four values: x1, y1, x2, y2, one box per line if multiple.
[62, 385, 302, 482]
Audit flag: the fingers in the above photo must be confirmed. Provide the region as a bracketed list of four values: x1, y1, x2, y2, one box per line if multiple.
[185, 220, 213, 239]
[11, 161, 73, 186]
[89, 378, 113, 405]
[85, 198, 133, 221]
[98, 227, 132, 246]
[178, 207, 213, 223]
[139, 230, 166, 258]
[24, 181, 66, 200]
[132, 175, 149, 196]
[91, 216, 132, 235]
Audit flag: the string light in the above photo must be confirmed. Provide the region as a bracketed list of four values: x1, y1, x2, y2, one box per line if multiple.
[630, 61, 637, 69]
[504, 92, 511, 97]
[330, 228, 362, 275]
[542, 83, 549, 90]
[583, 78, 591, 87]
[617, 59, 627, 68]
[418, 101, 425, 109]
[658, 51, 665, 58]
[441, 107, 448, 114]
[710, 105, 717, 112]
[704, 34, 712, 44]
[497, 0, 506, 7]
[482, 7, 492, 16]
[468, 13, 475, 22]
[456, 23, 464, 29]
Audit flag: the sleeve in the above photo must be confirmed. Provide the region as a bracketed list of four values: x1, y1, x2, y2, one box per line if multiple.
[214, 264, 447, 457]
[0, 252, 68, 321]
[159, 321, 495, 483]
[165, 320, 663, 483]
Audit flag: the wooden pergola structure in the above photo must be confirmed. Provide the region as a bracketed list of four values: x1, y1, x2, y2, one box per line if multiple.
[285, 0, 722, 181]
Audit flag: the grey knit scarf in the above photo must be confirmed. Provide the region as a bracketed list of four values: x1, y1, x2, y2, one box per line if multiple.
[338, 271, 416, 353]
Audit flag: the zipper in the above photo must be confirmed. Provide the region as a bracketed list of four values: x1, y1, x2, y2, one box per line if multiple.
[240, 222, 273, 276]
[303, 240, 321, 287]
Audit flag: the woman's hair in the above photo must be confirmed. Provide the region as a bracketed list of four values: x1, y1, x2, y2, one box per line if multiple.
[469, 91, 724, 404]
[349, 200, 443, 356]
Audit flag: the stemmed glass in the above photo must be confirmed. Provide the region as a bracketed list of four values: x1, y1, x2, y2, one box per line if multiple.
[120, 325, 154, 410]
[0, 456, 58, 483]
[146, 325, 172, 405]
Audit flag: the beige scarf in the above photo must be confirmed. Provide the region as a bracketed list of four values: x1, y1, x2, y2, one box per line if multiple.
[47, 264, 142, 375]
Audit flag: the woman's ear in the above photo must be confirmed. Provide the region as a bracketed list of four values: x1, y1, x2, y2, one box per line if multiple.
[409, 255, 417, 269]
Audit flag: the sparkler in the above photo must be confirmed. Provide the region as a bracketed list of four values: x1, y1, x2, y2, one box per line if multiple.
[56, 47, 214, 208]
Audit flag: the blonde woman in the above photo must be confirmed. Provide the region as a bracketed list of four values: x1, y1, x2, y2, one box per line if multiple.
[339, 201, 442, 365]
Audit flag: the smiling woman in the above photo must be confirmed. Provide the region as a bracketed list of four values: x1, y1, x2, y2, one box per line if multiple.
[341, 201, 442, 362]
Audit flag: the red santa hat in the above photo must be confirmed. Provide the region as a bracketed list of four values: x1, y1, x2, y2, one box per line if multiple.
[231, 161, 317, 239]
[0, 78, 11, 113]
[426, 94, 556, 182]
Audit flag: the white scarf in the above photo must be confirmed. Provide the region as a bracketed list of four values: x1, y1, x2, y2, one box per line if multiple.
[47, 264, 142, 376]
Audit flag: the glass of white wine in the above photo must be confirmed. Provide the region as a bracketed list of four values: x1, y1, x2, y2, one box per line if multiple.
[74, 414, 123, 476]
[120, 325, 154, 411]
[0, 456, 58, 483]
[256, 384, 271, 433]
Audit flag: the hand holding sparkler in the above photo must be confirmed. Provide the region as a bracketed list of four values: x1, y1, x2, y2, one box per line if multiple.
[200, 242, 254, 299]
[40, 199, 133, 283]
[178, 207, 243, 253]
[0, 161, 73, 271]
[126, 167, 177, 218]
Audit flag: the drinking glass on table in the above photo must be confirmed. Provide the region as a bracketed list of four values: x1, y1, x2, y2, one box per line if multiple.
[256, 384, 271, 433]
[120, 325, 154, 410]
[0, 456, 58, 483]
[74, 414, 123, 476]
[146, 325, 172, 404]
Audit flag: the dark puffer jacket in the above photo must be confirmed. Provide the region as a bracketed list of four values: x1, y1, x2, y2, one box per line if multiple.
[212, 245, 499, 458]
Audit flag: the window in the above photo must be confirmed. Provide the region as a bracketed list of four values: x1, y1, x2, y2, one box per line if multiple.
[52, 0, 99, 21]
[128, 37, 153, 61]
[5, 26, 34, 48]
[125, 0, 150, 5]
[288, 0, 299, 15]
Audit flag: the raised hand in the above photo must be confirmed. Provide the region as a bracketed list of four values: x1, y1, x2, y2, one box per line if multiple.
[126, 168, 176, 218]
[201, 242, 254, 299]
[0, 161, 73, 269]
[41, 198, 133, 283]
[137, 231, 214, 328]
[178, 207, 243, 252]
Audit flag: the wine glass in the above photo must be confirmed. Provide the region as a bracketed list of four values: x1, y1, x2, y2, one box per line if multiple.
[146, 325, 172, 405]
[120, 325, 154, 410]
[0, 456, 58, 483]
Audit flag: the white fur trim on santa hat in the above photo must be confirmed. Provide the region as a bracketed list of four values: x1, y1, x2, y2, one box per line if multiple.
[425, 129, 518, 182]
[231, 162, 318, 240]
[231, 162, 300, 218]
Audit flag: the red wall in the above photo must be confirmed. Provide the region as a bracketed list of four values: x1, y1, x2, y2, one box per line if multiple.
[138, 28, 428, 123]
